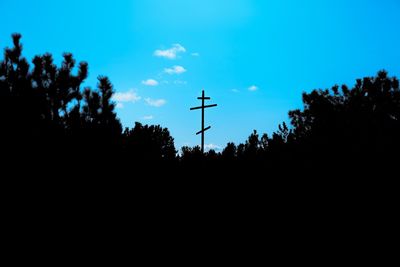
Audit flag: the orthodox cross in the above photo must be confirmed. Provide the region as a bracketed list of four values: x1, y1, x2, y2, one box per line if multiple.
[190, 90, 218, 154]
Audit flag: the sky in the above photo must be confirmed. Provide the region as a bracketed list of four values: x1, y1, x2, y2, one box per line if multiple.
[1, 0, 400, 151]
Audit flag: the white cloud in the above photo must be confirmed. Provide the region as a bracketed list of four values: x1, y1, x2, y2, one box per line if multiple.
[248, 85, 258, 91]
[232, 89, 240, 93]
[112, 90, 141, 103]
[145, 98, 167, 107]
[143, 115, 154, 120]
[142, 79, 159, 86]
[154, 44, 186, 59]
[205, 144, 222, 152]
[116, 103, 124, 109]
[191, 52, 200, 57]
[164, 65, 187, 75]
[174, 80, 187, 85]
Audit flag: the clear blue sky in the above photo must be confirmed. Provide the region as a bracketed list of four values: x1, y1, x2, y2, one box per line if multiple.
[2, 0, 400, 151]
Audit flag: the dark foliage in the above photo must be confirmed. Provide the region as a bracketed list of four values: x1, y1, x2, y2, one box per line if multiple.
[122, 122, 176, 160]
[2, 35, 397, 241]
[1, 34, 399, 175]
[182, 73, 400, 171]
[0, 34, 175, 168]
[288, 71, 400, 167]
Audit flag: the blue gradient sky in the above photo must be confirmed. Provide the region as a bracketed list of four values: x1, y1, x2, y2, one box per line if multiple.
[2, 0, 400, 150]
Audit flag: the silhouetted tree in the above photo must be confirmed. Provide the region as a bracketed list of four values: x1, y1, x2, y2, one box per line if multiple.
[288, 70, 400, 165]
[0, 33, 32, 150]
[123, 122, 176, 160]
[1, 34, 175, 166]
[205, 149, 220, 161]
[222, 142, 237, 161]
[2, 33, 399, 172]
[180, 146, 203, 162]
[216, 71, 400, 170]
[236, 143, 245, 160]
[243, 130, 260, 160]
[80, 76, 122, 151]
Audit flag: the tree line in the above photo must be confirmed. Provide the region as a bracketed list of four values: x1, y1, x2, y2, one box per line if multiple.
[1, 34, 399, 170]
[0, 34, 176, 164]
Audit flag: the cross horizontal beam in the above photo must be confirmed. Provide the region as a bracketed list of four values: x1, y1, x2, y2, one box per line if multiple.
[190, 104, 218, 111]
[198, 97, 211, 100]
[196, 126, 211, 135]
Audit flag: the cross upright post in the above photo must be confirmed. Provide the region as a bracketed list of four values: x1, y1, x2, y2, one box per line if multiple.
[201, 90, 205, 154]
[190, 90, 217, 154]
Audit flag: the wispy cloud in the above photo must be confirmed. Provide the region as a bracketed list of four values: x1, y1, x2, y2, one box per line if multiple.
[191, 52, 200, 57]
[174, 80, 187, 85]
[154, 44, 186, 59]
[143, 115, 154, 120]
[142, 79, 159, 86]
[112, 90, 141, 103]
[248, 85, 258, 91]
[115, 103, 124, 109]
[145, 98, 167, 107]
[164, 65, 187, 75]
[232, 89, 240, 93]
[205, 144, 222, 152]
